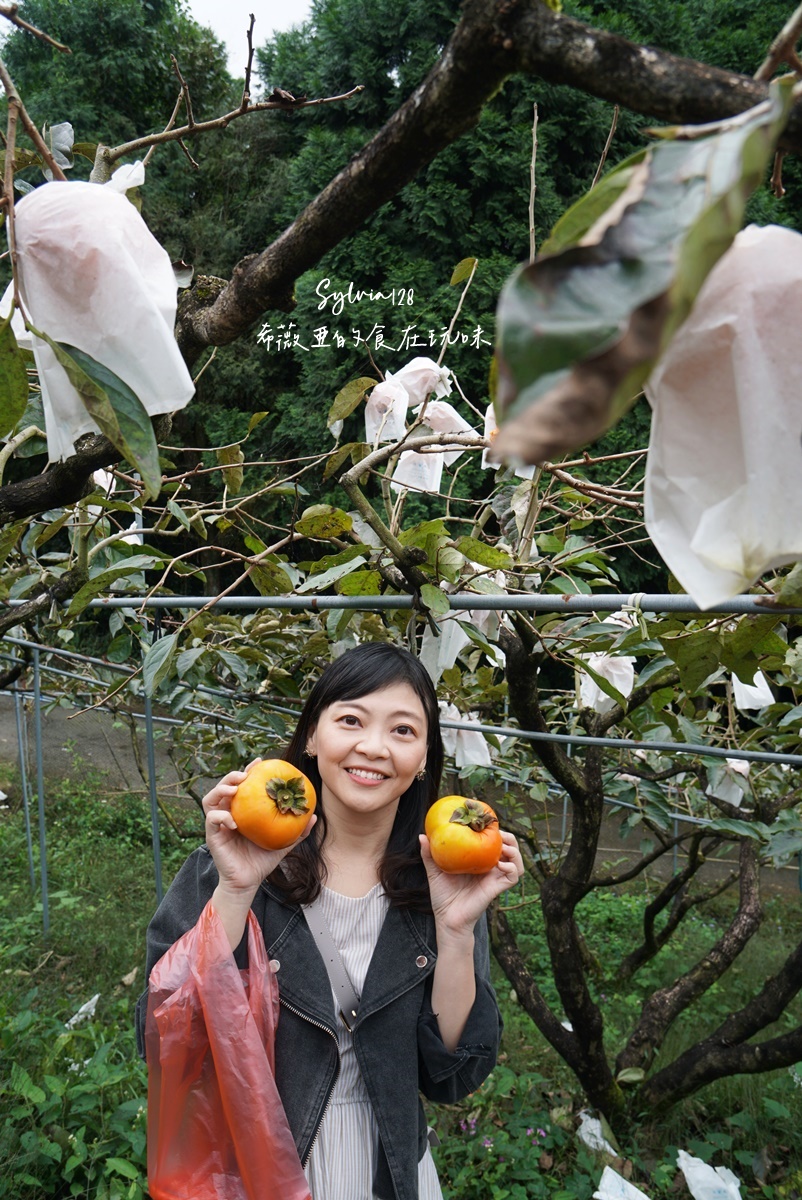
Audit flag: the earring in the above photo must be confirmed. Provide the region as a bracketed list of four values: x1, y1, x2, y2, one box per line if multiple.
[416, 767, 426, 780]
[304, 748, 317, 758]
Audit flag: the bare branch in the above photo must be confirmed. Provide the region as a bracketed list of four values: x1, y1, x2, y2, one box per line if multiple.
[755, 1, 802, 81]
[105, 85, 365, 166]
[0, 58, 68, 181]
[617, 841, 763, 1073]
[591, 104, 619, 188]
[170, 55, 195, 129]
[241, 13, 256, 112]
[0, 3, 70, 53]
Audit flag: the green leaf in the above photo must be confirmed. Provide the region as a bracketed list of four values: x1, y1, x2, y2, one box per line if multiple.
[73, 142, 99, 162]
[399, 519, 450, 548]
[296, 554, 367, 593]
[420, 583, 450, 617]
[66, 557, 156, 616]
[11, 1062, 46, 1104]
[295, 504, 353, 539]
[324, 442, 360, 480]
[327, 376, 378, 425]
[106, 629, 133, 663]
[142, 632, 179, 696]
[251, 558, 293, 595]
[216, 648, 250, 685]
[0, 313, 29, 438]
[661, 629, 722, 694]
[34, 511, 72, 549]
[336, 569, 382, 595]
[217, 444, 244, 495]
[450, 257, 478, 286]
[167, 499, 191, 531]
[494, 78, 796, 463]
[0, 520, 25, 568]
[705, 816, 769, 841]
[105, 1158, 141, 1181]
[454, 536, 512, 569]
[247, 411, 268, 434]
[176, 646, 205, 676]
[30, 332, 162, 499]
[616, 1067, 646, 1085]
[541, 151, 648, 255]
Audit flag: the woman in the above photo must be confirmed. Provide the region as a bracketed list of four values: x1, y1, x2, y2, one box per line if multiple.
[137, 642, 523, 1200]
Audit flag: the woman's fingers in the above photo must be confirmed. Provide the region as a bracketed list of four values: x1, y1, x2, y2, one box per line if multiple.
[206, 807, 238, 834]
[201, 769, 248, 814]
[496, 832, 524, 888]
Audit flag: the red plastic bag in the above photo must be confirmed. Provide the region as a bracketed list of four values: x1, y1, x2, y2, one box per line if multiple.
[145, 900, 312, 1200]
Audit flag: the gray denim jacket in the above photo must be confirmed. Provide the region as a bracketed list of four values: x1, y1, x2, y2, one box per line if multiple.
[136, 847, 502, 1200]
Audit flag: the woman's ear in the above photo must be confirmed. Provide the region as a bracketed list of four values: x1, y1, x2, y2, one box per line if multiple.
[305, 728, 317, 756]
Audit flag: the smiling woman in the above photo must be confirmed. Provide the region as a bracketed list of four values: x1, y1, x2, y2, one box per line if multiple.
[137, 642, 524, 1200]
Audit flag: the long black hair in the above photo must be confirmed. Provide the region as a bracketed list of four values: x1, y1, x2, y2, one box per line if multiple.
[269, 642, 443, 909]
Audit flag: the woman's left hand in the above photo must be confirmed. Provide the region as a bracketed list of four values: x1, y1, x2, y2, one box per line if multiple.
[419, 829, 524, 936]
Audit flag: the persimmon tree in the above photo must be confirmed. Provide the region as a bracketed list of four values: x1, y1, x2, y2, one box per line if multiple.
[2, 0, 802, 1132]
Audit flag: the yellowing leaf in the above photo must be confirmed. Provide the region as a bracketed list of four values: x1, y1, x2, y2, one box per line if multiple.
[327, 377, 378, 425]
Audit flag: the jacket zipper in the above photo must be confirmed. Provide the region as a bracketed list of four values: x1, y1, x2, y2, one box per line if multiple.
[280, 996, 340, 1165]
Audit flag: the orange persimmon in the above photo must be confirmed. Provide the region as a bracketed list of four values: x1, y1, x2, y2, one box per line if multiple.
[424, 795, 502, 875]
[231, 759, 316, 850]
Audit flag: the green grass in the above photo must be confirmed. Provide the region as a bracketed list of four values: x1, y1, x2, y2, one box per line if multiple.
[2, 759, 802, 1198]
[0, 763, 192, 1199]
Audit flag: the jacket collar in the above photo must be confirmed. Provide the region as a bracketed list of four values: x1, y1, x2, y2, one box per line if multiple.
[259, 882, 436, 1030]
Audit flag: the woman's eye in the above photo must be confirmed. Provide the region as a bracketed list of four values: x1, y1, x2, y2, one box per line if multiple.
[396, 724, 414, 737]
[341, 714, 360, 726]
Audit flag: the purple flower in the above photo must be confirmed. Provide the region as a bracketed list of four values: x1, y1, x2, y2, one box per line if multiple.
[483, 1137, 494, 1149]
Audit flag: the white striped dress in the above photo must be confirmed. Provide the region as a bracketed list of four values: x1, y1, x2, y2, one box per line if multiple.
[303, 883, 444, 1200]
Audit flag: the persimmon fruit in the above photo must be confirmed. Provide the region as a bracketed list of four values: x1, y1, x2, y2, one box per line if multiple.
[230, 759, 316, 850]
[424, 795, 502, 875]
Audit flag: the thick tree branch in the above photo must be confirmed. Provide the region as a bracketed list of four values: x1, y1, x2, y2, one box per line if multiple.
[640, 1024, 802, 1111]
[0, 565, 87, 638]
[176, 0, 802, 358]
[0, 416, 172, 528]
[500, 624, 586, 796]
[617, 841, 763, 1073]
[595, 666, 681, 734]
[615, 841, 735, 983]
[490, 904, 577, 1058]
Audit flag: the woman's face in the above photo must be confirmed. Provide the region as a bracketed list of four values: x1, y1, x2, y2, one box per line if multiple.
[305, 682, 428, 822]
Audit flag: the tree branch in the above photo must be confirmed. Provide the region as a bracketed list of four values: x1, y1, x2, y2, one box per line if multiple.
[595, 667, 681, 734]
[0, 416, 172, 527]
[0, 3, 70, 52]
[617, 841, 763, 1073]
[0, 565, 87, 638]
[640, 1023, 802, 1111]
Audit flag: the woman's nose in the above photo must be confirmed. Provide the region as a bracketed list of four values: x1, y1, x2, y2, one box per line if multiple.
[355, 726, 390, 757]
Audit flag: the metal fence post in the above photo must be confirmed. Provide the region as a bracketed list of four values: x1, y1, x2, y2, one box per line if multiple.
[143, 616, 164, 904]
[13, 684, 35, 890]
[32, 646, 49, 934]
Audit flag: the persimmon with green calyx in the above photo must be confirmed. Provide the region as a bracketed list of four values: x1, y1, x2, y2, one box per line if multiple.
[231, 760, 317, 850]
[424, 795, 502, 875]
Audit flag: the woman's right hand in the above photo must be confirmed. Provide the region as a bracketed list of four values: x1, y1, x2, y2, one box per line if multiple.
[203, 760, 316, 898]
